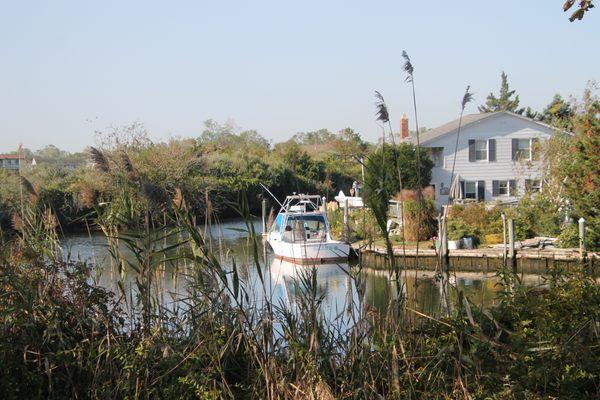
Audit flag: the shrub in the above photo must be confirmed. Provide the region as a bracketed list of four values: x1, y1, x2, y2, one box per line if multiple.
[484, 233, 504, 245]
[403, 199, 437, 241]
[513, 194, 561, 238]
[557, 223, 580, 248]
[447, 219, 479, 242]
[350, 207, 380, 241]
[448, 202, 491, 233]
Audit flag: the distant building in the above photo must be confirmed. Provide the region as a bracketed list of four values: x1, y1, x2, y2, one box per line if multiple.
[0, 154, 23, 170]
[402, 111, 567, 208]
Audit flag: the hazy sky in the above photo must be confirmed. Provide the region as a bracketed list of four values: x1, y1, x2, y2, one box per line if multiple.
[0, 1, 598, 152]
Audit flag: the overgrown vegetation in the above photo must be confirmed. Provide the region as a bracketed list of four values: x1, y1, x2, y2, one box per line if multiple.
[1, 184, 598, 399]
[0, 121, 370, 233]
[1, 103, 599, 397]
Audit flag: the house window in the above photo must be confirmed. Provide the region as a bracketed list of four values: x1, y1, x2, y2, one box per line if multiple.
[497, 180, 509, 196]
[493, 180, 517, 197]
[429, 147, 444, 167]
[515, 139, 531, 160]
[475, 140, 487, 161]
[525, 179, 541, 193]
[465, 181, 477, 199]
[439, 182, 450, 196]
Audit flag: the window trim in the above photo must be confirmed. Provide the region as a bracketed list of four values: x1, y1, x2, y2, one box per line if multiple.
[474, 140, 488, 161]
[464, 181, 477, 199]
[493, 179, 517, 198]
[513, 138, 536, 161]
[525, 179, 542, 193]
[497, 180, 509, 196]
[429, 147, 444, 168]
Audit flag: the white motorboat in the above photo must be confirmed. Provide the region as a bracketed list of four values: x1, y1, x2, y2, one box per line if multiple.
[266, 194, 350, 264]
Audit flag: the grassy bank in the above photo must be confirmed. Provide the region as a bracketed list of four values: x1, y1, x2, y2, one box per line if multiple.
[1, 200, 599, 399]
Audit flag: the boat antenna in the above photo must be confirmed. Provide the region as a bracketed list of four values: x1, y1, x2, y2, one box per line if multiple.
[259, 183, 283, 208]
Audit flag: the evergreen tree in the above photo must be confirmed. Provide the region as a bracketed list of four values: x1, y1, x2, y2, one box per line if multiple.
[478, 71, 525, 114]
[540, 94, 575, 130]
[562, 99, 600, 249]
[524, 107, 540, 120]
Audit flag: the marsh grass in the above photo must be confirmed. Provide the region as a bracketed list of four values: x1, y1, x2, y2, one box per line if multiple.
[1, 153, 599, 399]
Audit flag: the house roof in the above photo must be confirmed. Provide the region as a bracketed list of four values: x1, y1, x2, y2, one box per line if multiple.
[406, 110, 569, 145]
[0, 154, 23, 159]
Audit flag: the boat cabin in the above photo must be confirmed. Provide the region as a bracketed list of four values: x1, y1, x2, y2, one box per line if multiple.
[269, 195, 331, 243]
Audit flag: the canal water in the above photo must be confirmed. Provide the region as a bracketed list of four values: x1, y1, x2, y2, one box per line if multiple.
[61, 219, 545, 321]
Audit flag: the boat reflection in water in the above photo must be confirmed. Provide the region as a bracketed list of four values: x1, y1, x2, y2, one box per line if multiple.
[268, 259, 360, 325]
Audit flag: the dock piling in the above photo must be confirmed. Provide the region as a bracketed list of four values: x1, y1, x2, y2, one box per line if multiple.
[438, 215, 449, 272]
[508, 218, 516, 270]
[501, 212, 507, 267]
[261, 199, 267, 235]
[343, 199, 349, 242]
[579, 217, 587, 262]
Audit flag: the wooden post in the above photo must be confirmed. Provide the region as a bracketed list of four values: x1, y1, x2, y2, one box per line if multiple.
[261, 199, 267, 235]
[501, 212, 507, 268]
[361, 157, 365, 183]
[579, 217, 587, 262]
[343, 199, 349, 243]
[439, 215, 449, 272]
[508, 218, 516, 270]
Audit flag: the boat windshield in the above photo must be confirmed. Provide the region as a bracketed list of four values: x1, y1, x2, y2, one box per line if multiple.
[282, 214, 327, 242]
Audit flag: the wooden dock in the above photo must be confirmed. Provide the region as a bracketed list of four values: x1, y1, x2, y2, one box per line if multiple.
[354, 243, 598, 276]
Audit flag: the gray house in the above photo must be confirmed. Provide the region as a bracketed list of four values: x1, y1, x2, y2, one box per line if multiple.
[403, 111, 561, 209]
[0, 154, 23, 171]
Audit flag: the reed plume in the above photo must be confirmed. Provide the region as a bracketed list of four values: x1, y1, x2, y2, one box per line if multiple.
[43, 208, 58, 231]
[172, 187, 186, 210]
[120, 151, 139, 181]
[461, 85, 474, 111]
[401, 50, 414, 82]
[11, 212, 23, 231]
[374, 90, 390, 124]
[78, 185, 96, 209]
[20, 176, 37, 200]
[141, 181, 170, 212]
[88, 147, 110, 173]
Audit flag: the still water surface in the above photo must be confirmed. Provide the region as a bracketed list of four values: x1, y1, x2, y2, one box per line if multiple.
[61, 219, 544, 320]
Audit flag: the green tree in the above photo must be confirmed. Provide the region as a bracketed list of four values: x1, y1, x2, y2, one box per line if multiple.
[363, 143, 433, 198]
[332, 128, 369, 160]
[562, 99, 600, 249]
[478, 71, 524, 114]
[540, 94, 575, 130]
[282, 142, 313, 175]
[292, 129, 335, 145]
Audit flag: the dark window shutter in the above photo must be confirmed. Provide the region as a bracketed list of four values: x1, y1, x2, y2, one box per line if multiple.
[468, 140, 475, 162]
[511, 138, 518, 160]
[492, 180, 499, 197]
[488, 139, 496, 162]
[477, 180, 485, 201]
[460, 181, 465, 198]
[509, 180, 517, 196]
[531, 138, 540, 161]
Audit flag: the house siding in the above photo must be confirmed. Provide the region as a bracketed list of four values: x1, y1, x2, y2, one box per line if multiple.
[422, 113, 554, 208]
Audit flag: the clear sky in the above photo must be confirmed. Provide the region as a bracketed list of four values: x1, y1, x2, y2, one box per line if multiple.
[0, 1, 598, 152]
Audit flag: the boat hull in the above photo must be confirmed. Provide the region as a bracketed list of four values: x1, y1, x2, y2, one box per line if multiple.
[268, 239, 350, 264]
